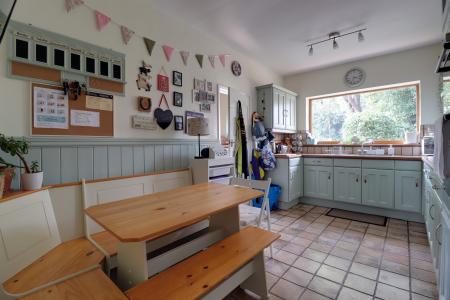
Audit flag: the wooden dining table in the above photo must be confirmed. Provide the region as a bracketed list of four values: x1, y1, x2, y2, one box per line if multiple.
[85, 182, 264, 289]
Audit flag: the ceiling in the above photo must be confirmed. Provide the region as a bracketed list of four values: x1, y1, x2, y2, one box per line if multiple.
[146, 0, 443, 75]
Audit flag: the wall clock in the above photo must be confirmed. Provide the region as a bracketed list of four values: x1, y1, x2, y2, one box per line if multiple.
[344, 67, 366, 88]
[231, 61, 242, 76]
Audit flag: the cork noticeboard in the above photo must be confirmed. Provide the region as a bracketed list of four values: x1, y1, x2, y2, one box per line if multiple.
[32, 83, 114, 136]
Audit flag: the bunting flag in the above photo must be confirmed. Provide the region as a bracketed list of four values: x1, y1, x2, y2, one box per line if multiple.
[162, 45, 174, 62]
[120, 26, 134, 45]
[143, 38, 156, 56]
[95, 10, 111, 31]
[195, 54, 204, 68]
[208, 55, 215, 68]
[219, 54, 226, 67]
[180, 51, 189, 66]
[65, 0, 83, 12]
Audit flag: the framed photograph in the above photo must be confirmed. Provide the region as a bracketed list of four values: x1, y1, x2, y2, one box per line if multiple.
[173, 71, 182, 86]
[199, 90, 208, 102]
[207, 93, 215, 102]
[173, 92, 183, 107]
[200, 102, 211, 113]
[194, 78, 206, 91]
[157, 74, 169, 92]
[192, 89, 200, 102]
[138, 96, 152, 112]
[207, 81, 213, 92]
[174, 115, 184, 131]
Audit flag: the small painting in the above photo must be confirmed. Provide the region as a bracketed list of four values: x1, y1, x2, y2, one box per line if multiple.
[173, 71, 182, 86]
[207, 81, 213, 92]
[193, 89, 200, 102]
[207, 93, 215, 102]
[174, 115, 184, 131]
[194, 78, 206, 91]
[199, 90, 208, 102]
[173, 92, 183, 107]
[157, 74, 169, 92]
[200, 102, 211, 113]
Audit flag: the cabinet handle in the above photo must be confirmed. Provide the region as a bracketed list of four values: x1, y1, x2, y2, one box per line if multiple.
[436, 223, 442, 246]
[429, 204, 435, 221]
[356, 175, 359, 183]
[364, 176, 367, 184]
[328, 172, 331, 180]
[416, 178, 419, 188]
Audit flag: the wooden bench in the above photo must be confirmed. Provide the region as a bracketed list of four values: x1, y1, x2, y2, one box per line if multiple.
[19, 267, 127, 300]
[126, 226, 279, 300]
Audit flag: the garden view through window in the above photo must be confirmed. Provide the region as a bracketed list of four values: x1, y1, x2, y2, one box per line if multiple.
[443, 79, 450, 114]
[309, 83, 419, 143]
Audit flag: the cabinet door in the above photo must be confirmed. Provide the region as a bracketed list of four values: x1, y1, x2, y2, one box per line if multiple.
[289, 164, 303, 200]
[394, 171, 421, 212]
[334, 167, 361, 204]
[304, 165, 318, 198]
[440, 209, 450, 300]
[362, 169, 394, 208]
[284, 94, 296, 131]
[316, 166, 333, 200]
[272, 89, 285, 129]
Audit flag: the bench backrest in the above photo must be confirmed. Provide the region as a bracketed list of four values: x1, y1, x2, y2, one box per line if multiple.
[0, 190, 61, 283]
[83, 170, 192, 235]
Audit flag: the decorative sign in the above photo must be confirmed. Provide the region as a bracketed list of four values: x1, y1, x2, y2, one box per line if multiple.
[70, 110, 100, 127]
[157, 74, 169, 92]
[33, 86, 68, 129]
[132, 115, 157, 130]
[138, 96, 152, 112]
[85, 92, 113, 111]
[185, 110, 204, 134]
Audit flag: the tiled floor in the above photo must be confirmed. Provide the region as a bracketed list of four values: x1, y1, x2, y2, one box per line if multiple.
[228, 204, 439, 300]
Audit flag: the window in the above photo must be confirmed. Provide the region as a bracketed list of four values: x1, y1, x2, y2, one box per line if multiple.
[443, 78, 450, 114]
[308, 83, 419, 143]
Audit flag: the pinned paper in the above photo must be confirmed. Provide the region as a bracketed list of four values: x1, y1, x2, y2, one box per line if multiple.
[195, 54, 204, 68]
[65, 0, 83, 12]
[162, 45, 174, 62]
[143, 38, 156, 56]
[208, 55, 215, 68]
[120, 26, 134, 45]
[95, 10, 111, 31]
[219, 54, 226, 67]
[180, 51, 189, 66]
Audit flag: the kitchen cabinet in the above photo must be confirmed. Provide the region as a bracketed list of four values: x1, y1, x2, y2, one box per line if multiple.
[304, 165, 333, 200]
[334, 167, 361, 204]
[362, 169, 395, 208]
[424, 173, 443, 271]
[394, 170, 421, 212]
[266, 157, 303, 209]
[440, 206, 450, 299]
[256, 84, 297, 132]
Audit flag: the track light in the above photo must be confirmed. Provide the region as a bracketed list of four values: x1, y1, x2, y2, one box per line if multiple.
[333, 38, 339, 50]
[358, 31, 365, 42]
[308, 46, 313, 56]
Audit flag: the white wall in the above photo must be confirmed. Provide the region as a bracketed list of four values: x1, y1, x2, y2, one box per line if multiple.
[0, 0, 281, 139]
[283, 44, 442, 130]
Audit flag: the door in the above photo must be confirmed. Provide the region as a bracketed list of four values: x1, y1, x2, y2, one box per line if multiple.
[304, 165, 317, 198]
[316, 166, 333, 200]
[334, 167, 361, 204]
[272, 89, 285, 129]
[362, 169, 394, 208]
[284, 93, 296, 131]
[395, 171, 421, 212]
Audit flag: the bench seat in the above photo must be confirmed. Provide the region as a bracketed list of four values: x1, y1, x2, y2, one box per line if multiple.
[3, 238, 105, 295]
[126, 226, 279, 300]
[19, 267, 127, 300]
[91, 230, 119, 256]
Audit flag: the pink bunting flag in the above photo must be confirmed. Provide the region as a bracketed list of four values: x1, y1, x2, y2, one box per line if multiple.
[65, 0, 84, 12]
[95, 10, 111, 31]
[180, 51, 189, 66]
[218, 54, 226, 67]
[208, 55, 215, 68]
[120, 26, 134, 45]
[162, 45, 174, 62]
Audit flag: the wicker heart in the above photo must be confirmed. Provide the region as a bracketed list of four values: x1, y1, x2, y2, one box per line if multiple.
[154, 108, 173, 129]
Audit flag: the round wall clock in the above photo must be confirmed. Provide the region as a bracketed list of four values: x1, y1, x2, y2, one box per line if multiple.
[344, 67, 366, 88]
[231, 61, 242, 76]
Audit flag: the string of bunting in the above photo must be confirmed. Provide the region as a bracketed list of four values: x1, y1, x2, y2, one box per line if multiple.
[64, 0, 231, 68]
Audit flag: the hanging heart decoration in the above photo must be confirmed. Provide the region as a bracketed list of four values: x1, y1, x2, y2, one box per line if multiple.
[154, 94, 173, 130]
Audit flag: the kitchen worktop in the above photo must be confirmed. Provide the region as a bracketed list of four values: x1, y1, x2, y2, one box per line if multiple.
[274, 153, 422, 161]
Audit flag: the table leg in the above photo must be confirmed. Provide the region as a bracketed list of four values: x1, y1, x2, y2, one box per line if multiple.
[116, 241, 148, 290]
[240, 252, 269, 300]
[209, 205, 240, 235]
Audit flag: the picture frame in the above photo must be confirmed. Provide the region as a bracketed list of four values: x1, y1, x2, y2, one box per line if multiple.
[207, 81, 213, 92]
[199, 90, 208, 102]
[192, 89, 200, 102]
[174, 115, 184, 131]
[200, 102, 211, 113]
[194, 78, 206, 91]
[138, 96, 152, 112]
[157, 74, 169, 92]
[207, 93, 215, 102]
[173, 91, 183, 107]
[173, 71, 182, 86]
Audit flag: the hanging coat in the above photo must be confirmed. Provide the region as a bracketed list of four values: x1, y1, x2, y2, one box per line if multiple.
[234, 101, 249, 178]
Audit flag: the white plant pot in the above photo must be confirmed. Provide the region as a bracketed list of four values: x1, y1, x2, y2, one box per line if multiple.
[21, 172, 44, 191]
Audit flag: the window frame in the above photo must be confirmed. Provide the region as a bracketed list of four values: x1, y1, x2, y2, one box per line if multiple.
[306, 82, 421, 143]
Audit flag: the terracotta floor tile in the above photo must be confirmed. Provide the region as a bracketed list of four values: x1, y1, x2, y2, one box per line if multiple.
[308, 276, 341, 299]
[299, 289, 331, 300]
[273, 249, 298, 265]
[316, 264, 346, 284]
[309, 241, 334, 254]
[410, 250, 433, 262]
[380, 259, 410, 276]
[344, 273, 376, 295]
[349, 262, 379, 280]
[411, 278, 439, 299]
[378, 270, 410, 290]
[271, 278, 305, 300]
[324, 255, 351, 271]
[266, 272, 279, 289]
[272, 239, 290, 250]
[292, 237, 313, 247]
[411, 258, 434, 272]
[302, 248, 327, 263]
[335, 240, 359, 252]
[337, 287, 372, 300]
[282, 243, 306, 256]
[354, 253, 381, 268]
[317, 235, 338, 247]
[298, 231, 319, 241]
[330, 246, 356, 260]
[282, 266, 314, 287]
[266, 258, 290, 276]
[410, 267, 437, 284]
[411, 293, 434, 300]
[383, 252, 410, 266]
[375, 283, 410, 300]
[293, 256, 321, 274]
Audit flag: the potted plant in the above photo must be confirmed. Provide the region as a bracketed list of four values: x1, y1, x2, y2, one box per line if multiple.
[0, 134, 43, 191]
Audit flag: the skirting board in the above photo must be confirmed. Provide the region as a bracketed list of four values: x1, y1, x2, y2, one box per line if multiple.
[278, 199, 300, 210]
[298, 197, 424, 223]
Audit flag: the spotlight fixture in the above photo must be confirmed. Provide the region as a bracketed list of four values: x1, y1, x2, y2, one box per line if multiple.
[358, 31, 365, 42]
[306, 28, 367, 56]
[333, 38, 339, 50]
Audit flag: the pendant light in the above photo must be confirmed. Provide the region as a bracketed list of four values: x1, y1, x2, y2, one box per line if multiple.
[308, 45, 314, 56]
[333, 38, 339, 50]
[358, 31, 365, 42]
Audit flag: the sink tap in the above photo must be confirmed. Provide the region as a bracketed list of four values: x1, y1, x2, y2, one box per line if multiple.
[360, 139, 374, 154]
